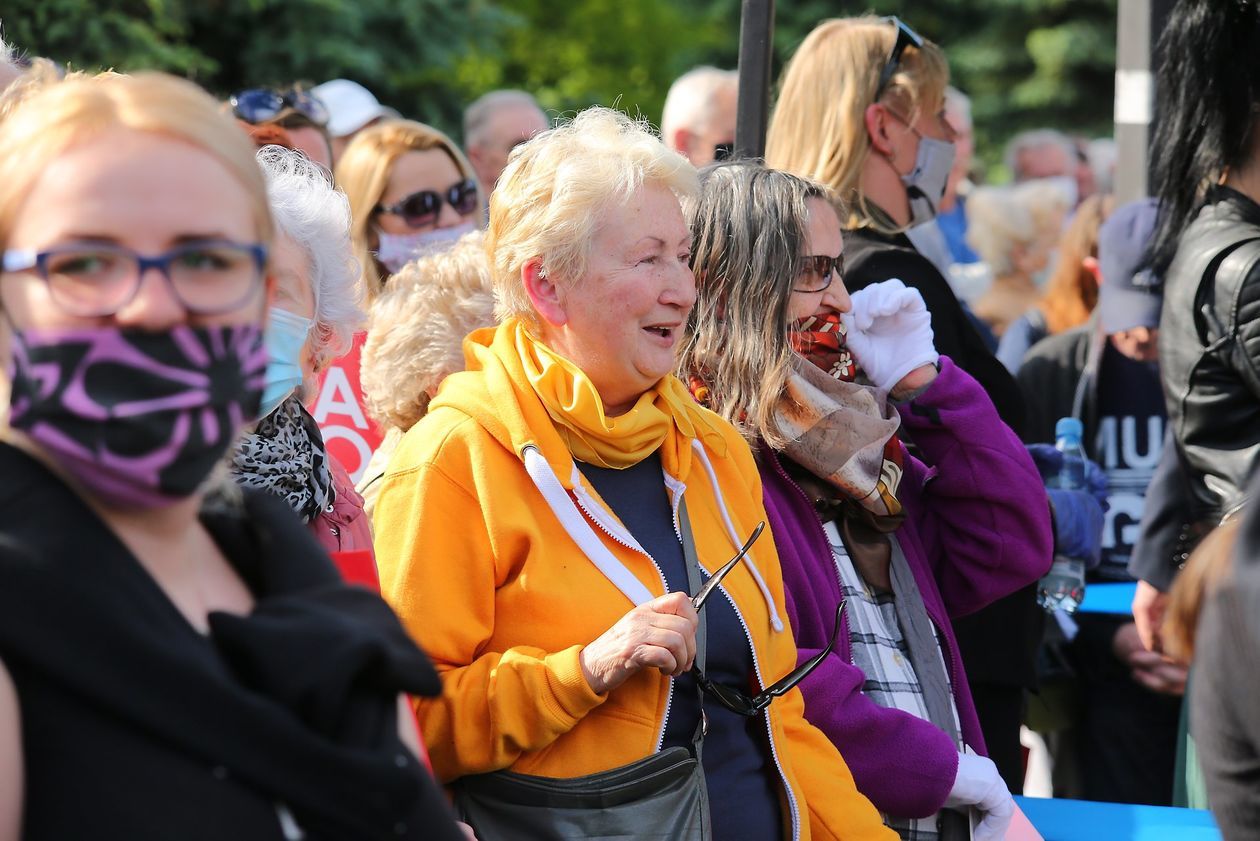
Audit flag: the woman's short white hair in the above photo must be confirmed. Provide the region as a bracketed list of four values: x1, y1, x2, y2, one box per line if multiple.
[256, 144, 363, 366]
[966, 179, 1071, 275]
[361, 230, 496, 432]
[487, 106, 698, 327]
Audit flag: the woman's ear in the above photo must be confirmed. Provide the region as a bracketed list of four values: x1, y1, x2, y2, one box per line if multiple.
[1082, 255, 1102, 282]
[522, 259, 568, 328]
[864, 103, 896, 156]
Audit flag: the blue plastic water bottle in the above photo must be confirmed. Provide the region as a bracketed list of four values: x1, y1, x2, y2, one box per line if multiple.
[1037, 417, 1088, 613]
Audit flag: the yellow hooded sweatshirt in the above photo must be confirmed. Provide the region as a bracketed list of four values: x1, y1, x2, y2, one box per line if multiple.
[373, 320, 894, 841]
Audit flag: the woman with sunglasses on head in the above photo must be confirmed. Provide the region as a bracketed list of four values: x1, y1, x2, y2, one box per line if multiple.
[336, 119, 483, 303]
[372, 107, 893, 840]
[681, 162, 1051, 841]
[767, 18, 1045, 790]
[0, 73, 466, 841]
[230, 83, 334, 170]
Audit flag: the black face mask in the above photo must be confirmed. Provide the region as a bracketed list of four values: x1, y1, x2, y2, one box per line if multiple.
[6, 323, 266, 508]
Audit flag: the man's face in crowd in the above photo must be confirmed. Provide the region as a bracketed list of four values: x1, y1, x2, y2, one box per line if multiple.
[1016, 143, 1073, 182]
[1110, 326, 1160, 363]
[680, 84, 738, 168]
[469, 103, 549, 192]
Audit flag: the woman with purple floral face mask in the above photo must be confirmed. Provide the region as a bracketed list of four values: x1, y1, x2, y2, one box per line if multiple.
[0, 73, 465, 841]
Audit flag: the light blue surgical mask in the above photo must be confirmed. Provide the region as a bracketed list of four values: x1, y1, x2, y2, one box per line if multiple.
[260, 307, 313, 417]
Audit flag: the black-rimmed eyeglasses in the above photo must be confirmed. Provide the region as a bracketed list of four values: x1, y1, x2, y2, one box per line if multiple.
[874, 17, 925, 101]
[696, 600, 846, 717]
[1, 242, 268, 317]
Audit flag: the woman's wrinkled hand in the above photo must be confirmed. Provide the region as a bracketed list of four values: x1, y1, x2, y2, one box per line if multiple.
[579, 592, 699, 695]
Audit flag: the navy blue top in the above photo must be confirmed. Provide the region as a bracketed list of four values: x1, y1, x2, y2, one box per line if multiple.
[579, 454, 784, 840]
[1093, 343, 1167, 581]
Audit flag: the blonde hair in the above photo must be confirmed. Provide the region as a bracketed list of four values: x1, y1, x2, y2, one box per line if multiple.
[1038, 193, 1115, 335]
[335, 118, 482, 303]
[766, 16, 949, 230]
[0, 72, 272, 251]
[487, 106, 698, 329]
[1165, 520, 1241, 663]
[360, 231, 496, 432]
[965, 180, 1071, 276]
[679, 163, 830, 447]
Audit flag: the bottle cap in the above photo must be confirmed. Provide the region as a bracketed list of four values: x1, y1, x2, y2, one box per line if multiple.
[1055, 417, 1083, 440]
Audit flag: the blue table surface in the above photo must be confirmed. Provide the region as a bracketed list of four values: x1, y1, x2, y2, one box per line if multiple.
[1077, 581, 1138, 615]
[1015, 796, 1220, 840]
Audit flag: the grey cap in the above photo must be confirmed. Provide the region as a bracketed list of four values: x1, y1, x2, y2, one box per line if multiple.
[1097, 198, 1162, 334]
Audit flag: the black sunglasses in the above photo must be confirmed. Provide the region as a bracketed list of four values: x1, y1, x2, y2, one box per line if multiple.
[874, 17, 925, 101]
[696, 600, 846, 717]
[375, 178, 479, 229]
[231, 87, 330, 128]
[795, 254, 843, 294]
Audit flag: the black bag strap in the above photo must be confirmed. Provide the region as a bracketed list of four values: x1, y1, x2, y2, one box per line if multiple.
[677, 497, 708, 755]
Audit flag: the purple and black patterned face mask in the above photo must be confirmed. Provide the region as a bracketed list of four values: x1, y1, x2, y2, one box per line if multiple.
[6, 324, 266, 509]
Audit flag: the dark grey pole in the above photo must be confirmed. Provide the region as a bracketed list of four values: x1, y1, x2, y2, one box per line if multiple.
[734, 0, 775, 160]
[1114, 0, 1175, 202]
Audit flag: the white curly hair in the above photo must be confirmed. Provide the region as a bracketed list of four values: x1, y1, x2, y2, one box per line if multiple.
[256, 144, 363, 367]
[360, 230, 496, 432]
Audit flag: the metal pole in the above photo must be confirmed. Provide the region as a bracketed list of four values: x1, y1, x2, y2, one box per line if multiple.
[734, 0, 775, 160]
[1113, 0, 1174, 202]
[1114, 0, 1153, 202]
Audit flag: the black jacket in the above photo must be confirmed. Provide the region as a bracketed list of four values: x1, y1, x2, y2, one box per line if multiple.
[0, 443, 464, 841]
[844, 225, 1027, 435]
[1161, 186, 1260, 525]
[844, 222, 1036, 689]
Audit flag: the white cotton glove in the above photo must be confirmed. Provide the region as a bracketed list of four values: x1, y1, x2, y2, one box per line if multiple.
[943, 752, 1014, 841]
[840, 278, 940, 394]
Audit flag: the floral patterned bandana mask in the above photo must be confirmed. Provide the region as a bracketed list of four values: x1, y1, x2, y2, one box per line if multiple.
[788, 311, 859, 381]
[6, 324, 266, 508]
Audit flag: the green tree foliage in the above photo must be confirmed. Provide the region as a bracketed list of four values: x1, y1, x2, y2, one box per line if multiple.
[3, 0, 1118, 169]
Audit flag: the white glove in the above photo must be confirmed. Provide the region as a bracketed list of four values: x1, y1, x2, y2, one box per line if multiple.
[943, 751, 1014, 841]
[841, 278, 940, 394]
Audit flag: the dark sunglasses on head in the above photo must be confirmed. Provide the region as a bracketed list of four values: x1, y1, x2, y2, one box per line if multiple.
[375, 178, 479, 229]
[794, 254, 843, 294]
[231, 87, 330, 128]
[696, 600, 846, 717]
[874, 16, 925, 100]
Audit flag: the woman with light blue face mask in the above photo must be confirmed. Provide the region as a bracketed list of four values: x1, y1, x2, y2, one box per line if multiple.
[227, 145, 372, 558]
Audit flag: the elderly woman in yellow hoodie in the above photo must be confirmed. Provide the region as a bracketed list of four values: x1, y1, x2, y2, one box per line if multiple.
[373, 107, 893, 841]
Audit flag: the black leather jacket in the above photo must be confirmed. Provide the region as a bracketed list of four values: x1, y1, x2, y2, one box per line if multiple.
[1161, 186, 1260, 524]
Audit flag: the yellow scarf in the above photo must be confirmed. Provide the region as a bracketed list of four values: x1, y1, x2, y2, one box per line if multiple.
[511, 320, 727, 471]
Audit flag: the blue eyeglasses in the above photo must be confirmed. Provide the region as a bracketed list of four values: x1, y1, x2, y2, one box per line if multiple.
[874, 17, 925, 100]
[1, 241, 268, 317]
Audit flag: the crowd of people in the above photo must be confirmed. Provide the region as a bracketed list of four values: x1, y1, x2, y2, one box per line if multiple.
[1, 1, 1259, 839]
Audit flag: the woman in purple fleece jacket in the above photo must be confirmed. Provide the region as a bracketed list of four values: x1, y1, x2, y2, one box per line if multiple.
[680, 163, 1053, 841]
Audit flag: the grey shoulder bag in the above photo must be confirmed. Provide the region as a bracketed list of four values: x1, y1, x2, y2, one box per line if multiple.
[453, 499, 712, 840]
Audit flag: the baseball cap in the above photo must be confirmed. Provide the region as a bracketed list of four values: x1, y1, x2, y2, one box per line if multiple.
[1097, 197, 1162, 334]
[311, 79, 399, 138]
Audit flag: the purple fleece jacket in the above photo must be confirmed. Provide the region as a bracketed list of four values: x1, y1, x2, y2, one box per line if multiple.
[759, 356, 1053, 819]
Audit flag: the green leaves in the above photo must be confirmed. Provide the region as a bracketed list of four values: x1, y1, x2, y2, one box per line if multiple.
[3, 0, 1119, 174]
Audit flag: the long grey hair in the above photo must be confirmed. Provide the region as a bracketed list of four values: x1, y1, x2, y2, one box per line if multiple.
[678, 162, 831, 448]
